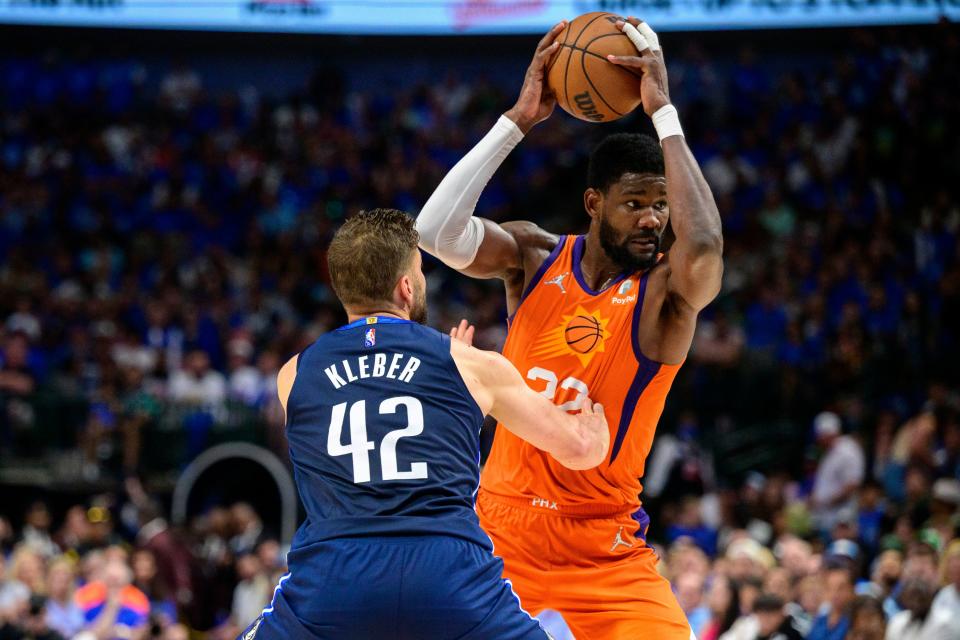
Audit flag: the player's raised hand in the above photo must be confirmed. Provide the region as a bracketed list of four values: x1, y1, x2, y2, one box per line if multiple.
[449, 319, 475, 347]
[606, 18, 671, 117]
[504, 20, 566, 134]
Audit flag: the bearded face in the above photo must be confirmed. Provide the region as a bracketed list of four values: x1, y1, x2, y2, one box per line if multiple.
[598, 212, 662, 272]
[592, 173, 668, 273]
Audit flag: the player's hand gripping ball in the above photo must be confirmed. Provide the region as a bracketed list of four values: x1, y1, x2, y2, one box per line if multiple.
[547, 13, 664, 122]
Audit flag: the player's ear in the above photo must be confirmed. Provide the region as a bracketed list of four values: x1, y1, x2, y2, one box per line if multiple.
[395, 274, 415, 309]
[584, 188, 602, 220]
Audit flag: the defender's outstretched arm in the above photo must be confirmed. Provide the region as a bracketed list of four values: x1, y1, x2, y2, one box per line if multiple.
[451, 339, 609, 470]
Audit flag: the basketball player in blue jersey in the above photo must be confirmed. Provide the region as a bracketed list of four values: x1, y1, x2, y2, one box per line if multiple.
[239, 208, 610, 640]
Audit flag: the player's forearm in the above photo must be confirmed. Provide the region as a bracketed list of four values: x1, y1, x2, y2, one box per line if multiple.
[493, 387, 606, 470]
[662, 135, 724, 308]
[416, 116, 523, 269]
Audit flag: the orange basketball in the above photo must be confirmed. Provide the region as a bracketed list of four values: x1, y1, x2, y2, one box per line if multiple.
[564, 315, 602, 354]
[546, 12, 644, 123]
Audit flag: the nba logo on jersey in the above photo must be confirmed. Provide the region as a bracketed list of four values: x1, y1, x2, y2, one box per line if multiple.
[364, 328, 376, 348]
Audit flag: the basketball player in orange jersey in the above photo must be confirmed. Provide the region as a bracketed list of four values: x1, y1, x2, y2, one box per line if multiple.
[415, 17, 722, 640]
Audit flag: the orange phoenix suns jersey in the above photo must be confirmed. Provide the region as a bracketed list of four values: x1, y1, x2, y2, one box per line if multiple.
[482, 234, 682, 515]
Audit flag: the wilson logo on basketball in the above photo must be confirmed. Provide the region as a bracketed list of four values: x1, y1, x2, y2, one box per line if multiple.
[529, 305, 612, 366]
[573, 91, 603, 122]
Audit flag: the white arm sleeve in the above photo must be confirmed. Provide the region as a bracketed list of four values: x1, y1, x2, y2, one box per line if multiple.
[415, 115, 524, 269]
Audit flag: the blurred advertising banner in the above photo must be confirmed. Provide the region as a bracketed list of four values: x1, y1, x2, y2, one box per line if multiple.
[0, 0, 957, 33]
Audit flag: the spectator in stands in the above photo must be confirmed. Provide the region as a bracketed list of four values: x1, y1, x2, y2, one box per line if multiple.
[168, 350, 226, 456]
[253, 539, 284, 584]
[753, 593, 803, 640]
[74, 559, 149, 640]
[118, 366, 162, 478]
[676, 571, 711, 637]
[8, 546, 45, 598]
[884, 541, 940, 618]
[0, 333, 36, 451]
[926, 479, 960, 547]
[135, 503, 195, 616]
[44, 557, 83, 639]
[931, 539, 960, 620]
[54, 507, 90, 554]
[230, 552, 270, 630]
[20, 502, 58, 560]
[226, 338, 261, 406]
[847, 595, 886, 640]
[701, 575, 740, 640]
[228, 503, 264, 556]
[866, 549, 903, 601]
[810, 412, 865, 536]
[884, 576, 955, 640]
[0, 552, 29, 625]
[0, 594, 65, 640]
[131, 549, 175, 629]
[168, 350, 226, 409]
[806, 564, 855, 640]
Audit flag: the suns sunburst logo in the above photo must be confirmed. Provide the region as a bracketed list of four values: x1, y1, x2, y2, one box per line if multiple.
[529, 305, 612, 367]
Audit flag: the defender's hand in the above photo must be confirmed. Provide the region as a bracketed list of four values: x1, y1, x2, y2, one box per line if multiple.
[449, 319, 475, 347]
[504, 20, 566, 134]
[606, 18, 671, 117]
[574, 398, 610, 464]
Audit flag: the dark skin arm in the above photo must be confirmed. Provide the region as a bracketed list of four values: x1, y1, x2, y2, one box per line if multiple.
[608, 18, 723, 363]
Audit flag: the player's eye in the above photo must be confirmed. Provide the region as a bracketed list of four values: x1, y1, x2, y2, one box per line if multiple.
[626, 200, 639, 209]
[654, 201, 667, 211]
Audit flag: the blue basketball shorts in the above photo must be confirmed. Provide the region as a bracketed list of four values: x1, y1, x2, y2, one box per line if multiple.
[238, 535, 549, 640]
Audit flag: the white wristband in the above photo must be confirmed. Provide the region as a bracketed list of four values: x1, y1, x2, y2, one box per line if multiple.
[651, 104, 684, 142]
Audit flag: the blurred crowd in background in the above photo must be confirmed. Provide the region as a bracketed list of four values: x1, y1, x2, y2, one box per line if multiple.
[1, 21, 958, 640]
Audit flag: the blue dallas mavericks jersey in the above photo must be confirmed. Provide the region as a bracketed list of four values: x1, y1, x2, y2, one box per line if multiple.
[241, 316, 548, 639]
[285, 316, 491, 552]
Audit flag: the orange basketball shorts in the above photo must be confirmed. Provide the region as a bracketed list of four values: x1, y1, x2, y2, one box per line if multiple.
[476, 490, 692, 640]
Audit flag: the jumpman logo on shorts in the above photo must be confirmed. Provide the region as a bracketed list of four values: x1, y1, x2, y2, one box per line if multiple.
[544, 272, 568, 294]
[610, 526, 633, 552]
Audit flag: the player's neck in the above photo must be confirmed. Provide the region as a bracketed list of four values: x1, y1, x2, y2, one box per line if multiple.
[346, 309, 408, 323]
[580, 234, 625, 292]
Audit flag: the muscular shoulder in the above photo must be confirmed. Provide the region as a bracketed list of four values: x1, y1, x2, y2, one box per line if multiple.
[500, 220, 560, 251]
[501, 220, 560, 258]
[636, 253, 700, 364]
[499, 221, 561, 312]
[645, 253, 698, 317]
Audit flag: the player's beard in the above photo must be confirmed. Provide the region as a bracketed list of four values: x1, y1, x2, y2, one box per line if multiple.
[598, 214, 661, 273]
[410, 279, 428, 325]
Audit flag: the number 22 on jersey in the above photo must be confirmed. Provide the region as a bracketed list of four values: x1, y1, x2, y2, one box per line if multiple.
[327, 396, 429, 483]
[528, 367, 591, 411]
